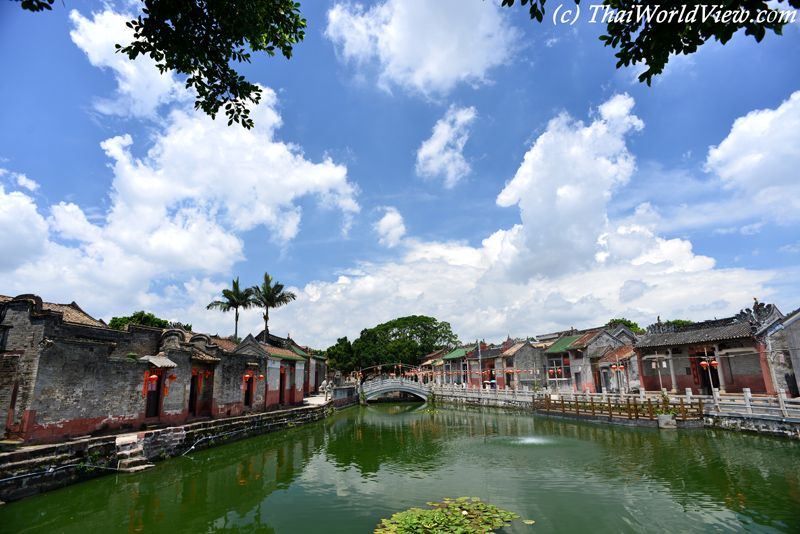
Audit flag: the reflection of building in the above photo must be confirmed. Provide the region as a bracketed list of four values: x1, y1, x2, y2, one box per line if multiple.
[0, 294, 325, 444]
[634, 302, 789, 395]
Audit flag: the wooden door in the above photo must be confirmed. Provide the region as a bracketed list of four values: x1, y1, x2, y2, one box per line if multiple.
[145, 373, 161, 418]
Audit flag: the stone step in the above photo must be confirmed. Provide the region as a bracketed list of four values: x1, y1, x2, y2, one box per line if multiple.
[118, 463, 155, 474]
[116, 448, 143, 460]
[118, 457, 150, 469]
[116, 441, 140, 453]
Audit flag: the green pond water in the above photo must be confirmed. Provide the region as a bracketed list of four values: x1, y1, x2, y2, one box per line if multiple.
[2, 403, 800, 533]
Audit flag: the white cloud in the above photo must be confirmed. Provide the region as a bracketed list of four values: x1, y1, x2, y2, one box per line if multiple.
[0, 186, 49, 271]
[496, 93, 643, 277]
[705, 90, 800, 224]
[416, 105, 477, 188]
[0, 90, 360, 324]
[263, 94, 775, 348]
[14, 173, 39, 191]
[779, 241, 800, 253]
[69, 8, 188, 118]
[374, 207, 406, 248]
[325, 0, 519, 98]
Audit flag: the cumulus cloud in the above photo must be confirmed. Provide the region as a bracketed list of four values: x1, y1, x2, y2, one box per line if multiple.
[495, 93, 644, 277]
[325, 0, 518, 98]
[374, 207, 406, 248]
[0, 90, 359, 321]
[416, 105, 477, 188]
[69, 8, 188, 118]
[705, 90, 800, 223]
[265, 94, 775, 348]
[0, 186, 49, 271]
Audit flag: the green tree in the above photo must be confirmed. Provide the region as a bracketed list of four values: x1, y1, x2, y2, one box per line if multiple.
[16, 0, 306, 129]
[501, 0, 799, 84]
[109, 310, 170, 330]
[250, 271, 297, 336]
[606, 317, 644, 333]
[328, 316, 458, 374]
[206, 277, 254, 339]
[665, 319, 694, 327]
[326, 336, 356, 373]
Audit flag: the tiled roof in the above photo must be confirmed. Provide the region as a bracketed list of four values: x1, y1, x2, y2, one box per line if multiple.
[191, 348, 221, 363]
[262, 345, 306, 361]
[502, 343, 527, 356]
[209, 336, 239, 352]
[545, 335, 582, 354]
[598, 345, 634, 364]
[291, 345, 309, 357]
[0, 295, 12, 302]
[443, 345, 476, 360]
[567, 330, 602, 350]
[421, 349, 446, 365]
[466, 347, 499, 359]
[636, 322, 752, 348]
[41, 301, 107, 328]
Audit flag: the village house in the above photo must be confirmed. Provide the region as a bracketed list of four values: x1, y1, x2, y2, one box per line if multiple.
[634, 301, 792, 396]
[541, 324, 637, 393]
[500, 339, 550, 390]
[596, 345, 638, 393]
[0, 294, 325, 444]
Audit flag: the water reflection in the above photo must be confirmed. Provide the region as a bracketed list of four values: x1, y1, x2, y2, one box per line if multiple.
[1, 404, 798, 533]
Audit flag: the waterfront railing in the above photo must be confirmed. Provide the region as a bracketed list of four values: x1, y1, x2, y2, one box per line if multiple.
[429, 384, 800, 420]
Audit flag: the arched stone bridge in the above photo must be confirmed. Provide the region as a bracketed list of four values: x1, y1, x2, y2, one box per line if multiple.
[361, 377, 429, 401]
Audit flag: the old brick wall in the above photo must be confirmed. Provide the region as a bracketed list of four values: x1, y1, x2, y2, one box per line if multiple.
[27, 340, 149, 442]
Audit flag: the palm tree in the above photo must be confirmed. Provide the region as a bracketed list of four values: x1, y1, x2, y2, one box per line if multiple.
[250, 272, 297, 338]
[206, 277, 254, 340]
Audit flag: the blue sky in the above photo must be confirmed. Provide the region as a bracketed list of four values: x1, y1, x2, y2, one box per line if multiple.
[2, 0, 799, 349]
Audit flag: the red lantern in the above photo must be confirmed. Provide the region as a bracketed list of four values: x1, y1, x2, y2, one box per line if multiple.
[557, 369, 562, 374]
[148, 375, 158, 382]
[611, 364, 617, 371]
[619, 365, 625, 371]
[204, 371, 211, 378]
[549, 369, 554, 375]
[168, 374, 177, 382]
[700, 361, 708, 369]
[710, 361, 718, 368]
[258, 374, 265, 380]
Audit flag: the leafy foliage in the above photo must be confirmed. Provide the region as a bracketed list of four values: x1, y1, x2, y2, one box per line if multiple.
[607, 317, 644, 333]
[250, 271, 297, 336]
[16, 0, 306, 129]
[326, 316, 459, 374]
[116, 0, 306, 129]
[501, 0, 800, 84]
[374, 497, 520, 534]
[665, 319, 694, 327]
[109, 310, 169, 330]
[206, 277, 255, 339]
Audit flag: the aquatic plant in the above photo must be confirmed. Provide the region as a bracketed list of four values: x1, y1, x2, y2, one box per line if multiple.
[374, 497, 521, 534]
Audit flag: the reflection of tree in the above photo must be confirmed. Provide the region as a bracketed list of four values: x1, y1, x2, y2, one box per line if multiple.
[324, 405, 446, 475]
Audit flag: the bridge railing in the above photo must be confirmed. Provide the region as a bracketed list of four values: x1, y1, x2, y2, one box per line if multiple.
[361, 377, 429, 396]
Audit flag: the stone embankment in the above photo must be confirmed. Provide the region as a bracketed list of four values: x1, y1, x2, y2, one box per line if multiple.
[0, 393, 357, 503]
